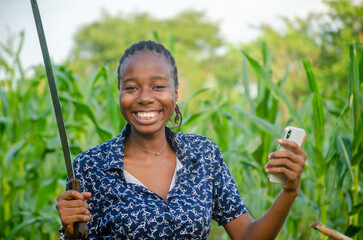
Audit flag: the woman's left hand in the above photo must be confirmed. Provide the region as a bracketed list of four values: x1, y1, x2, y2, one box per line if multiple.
[265, 139, 307, 195]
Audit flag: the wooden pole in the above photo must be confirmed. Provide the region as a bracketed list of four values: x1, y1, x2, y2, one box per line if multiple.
[310, 222, 352, 240]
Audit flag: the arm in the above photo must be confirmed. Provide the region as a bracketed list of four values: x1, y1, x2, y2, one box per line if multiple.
[224, 139, 307, 240]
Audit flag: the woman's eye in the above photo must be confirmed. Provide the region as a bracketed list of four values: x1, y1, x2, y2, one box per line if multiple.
[125, 86, 137, 91]
[154, 85, 165, 90]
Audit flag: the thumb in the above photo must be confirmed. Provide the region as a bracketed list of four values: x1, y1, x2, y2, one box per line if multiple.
[83, 192, 92, 200]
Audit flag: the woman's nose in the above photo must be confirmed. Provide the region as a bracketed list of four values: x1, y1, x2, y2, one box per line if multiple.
[137, 88, 154, 105]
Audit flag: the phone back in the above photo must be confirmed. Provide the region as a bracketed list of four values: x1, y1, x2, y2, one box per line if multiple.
[268, 126, 306, 184]
[277, 127, 306, 153]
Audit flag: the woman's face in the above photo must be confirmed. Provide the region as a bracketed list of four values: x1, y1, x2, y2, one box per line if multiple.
[119, 50, 178, 136]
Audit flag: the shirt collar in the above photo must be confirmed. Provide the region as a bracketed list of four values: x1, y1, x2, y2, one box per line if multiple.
[165, 126, 198, 165]
[103, 124, 198, 172]
[102, 124, 128, 172]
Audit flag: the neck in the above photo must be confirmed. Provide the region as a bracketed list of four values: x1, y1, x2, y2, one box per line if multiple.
[127, 127, 168, 153]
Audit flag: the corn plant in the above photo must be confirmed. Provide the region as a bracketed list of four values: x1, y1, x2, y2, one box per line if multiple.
[0, 33, 124, 239]
[0, 32, 362, 239]
[179, 42, 362, 239]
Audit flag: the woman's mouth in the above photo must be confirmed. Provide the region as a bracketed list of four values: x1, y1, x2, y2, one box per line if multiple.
[136, 111, 160, 120]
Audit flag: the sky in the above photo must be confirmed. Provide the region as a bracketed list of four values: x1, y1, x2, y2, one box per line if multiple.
[0, 0, 328, 68]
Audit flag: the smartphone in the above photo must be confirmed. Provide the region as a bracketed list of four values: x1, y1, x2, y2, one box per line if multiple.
[268, 126, 306, 184]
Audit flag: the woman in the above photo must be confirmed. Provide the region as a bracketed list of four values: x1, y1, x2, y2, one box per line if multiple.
[56, 40, 307, 239]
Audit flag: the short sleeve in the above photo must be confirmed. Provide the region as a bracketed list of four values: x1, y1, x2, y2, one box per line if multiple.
[211, 145, 248, 226]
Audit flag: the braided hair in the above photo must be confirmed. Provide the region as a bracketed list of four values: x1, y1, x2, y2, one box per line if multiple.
[117, 40, 182, 127]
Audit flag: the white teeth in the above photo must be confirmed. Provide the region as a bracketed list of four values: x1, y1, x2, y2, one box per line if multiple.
[136, 112, 158, 119]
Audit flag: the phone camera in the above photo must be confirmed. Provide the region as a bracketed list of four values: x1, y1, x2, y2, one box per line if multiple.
[286, 130, 291, 139]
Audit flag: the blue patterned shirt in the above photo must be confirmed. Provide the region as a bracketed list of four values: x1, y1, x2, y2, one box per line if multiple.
[72, 124, 248, 239]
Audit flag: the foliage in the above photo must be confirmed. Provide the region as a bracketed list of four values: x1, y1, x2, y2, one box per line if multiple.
[69, 10, 236, 93]
[0, 32, 126, 240]
[1, 1, 363, 239]
[2, 34, 361, 240]
[179, 41, 363, 239]
[242, 0, 363, 100]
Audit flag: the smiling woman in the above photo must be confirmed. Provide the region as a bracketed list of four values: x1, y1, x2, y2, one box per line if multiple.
[55, 40, 307, 240]
[119, 50, 178, 137]
[117, 41, 182, 129]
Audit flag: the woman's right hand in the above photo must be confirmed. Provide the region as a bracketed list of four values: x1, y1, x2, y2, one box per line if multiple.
[56, 191, 92, 238]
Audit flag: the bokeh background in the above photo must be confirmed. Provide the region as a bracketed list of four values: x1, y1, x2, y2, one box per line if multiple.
[0, 0, 362, 239]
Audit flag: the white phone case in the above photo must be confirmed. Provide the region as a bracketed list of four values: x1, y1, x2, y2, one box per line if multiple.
[268, 126, 306, 184]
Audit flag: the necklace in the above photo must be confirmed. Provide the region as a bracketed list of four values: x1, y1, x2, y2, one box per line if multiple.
[132, 139, 167, 156]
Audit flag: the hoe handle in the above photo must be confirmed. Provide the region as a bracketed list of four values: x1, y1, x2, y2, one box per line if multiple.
[66, 179, 89, 238]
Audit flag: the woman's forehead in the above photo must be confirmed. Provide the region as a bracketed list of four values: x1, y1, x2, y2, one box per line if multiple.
[127, 50, 170, 64]
[121, 51, 173, 76]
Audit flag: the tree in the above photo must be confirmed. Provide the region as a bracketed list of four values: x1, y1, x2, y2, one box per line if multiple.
[242, 0, 363, 103]
[68, 10, 240, 96]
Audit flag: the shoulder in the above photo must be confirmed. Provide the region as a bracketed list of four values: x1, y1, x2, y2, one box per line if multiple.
[171, 130, 223, 165]
[73, 133, 122, 169]
[174, 131, 220, 152]
[179, 132, 216, 146]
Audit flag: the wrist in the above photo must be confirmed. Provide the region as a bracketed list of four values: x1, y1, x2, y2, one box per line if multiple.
[282, 187, 300, 198]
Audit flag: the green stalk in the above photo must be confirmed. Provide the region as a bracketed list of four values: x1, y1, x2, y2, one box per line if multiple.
[348, 42, 361, 230]
[242, 50, 306, 129]
[349, 43, 362, 150]
[302, 60, 324, 152]
[242, 56, 254, 112]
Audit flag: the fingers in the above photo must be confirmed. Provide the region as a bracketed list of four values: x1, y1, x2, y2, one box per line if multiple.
[266, 141, 306, 176]
[83, 192, 92, 200]
[61, 206, 91, 216]
[265, 139, 308, 192]
[60, 211, 91, 226]
[268, 139, 306, 165]
[265, 161, 303, 183]
[57, 199, 89, 210]
[266, 166, 299, 181]
[277, 139, 307, 160]
[57, 190, 89, 201]
[56, 190, 91, 212]
[266, 158, 302, 173]
[56, 190, 92, 237]
[62, 213, 91, 238]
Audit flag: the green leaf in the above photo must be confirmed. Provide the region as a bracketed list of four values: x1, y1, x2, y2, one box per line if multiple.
[344, 224, 361, 238]
[241, 50, 305, 128]
[181, 112, 204, 127]
[0, 116, 12, 124]
[349, 202, 363, 215]
[5, 217, 43, 240]
[35, 176, 59, 212]
[14, 31, 25, 80]
[3, 140, 27, 164]
[232, 105, 280, 136]
[86, 67, 108, 101]
[338, 136, 354, 185]
[150, 30, 162, 43]
[302, 60, 325, 151]
[60, 93, 112, 141]
[349, 43, 362, 152]
[167, 34, 176, 54]
[179, 88, 211, 108]
[105, 68, 121, 132]
[241, 55, 254, 112]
